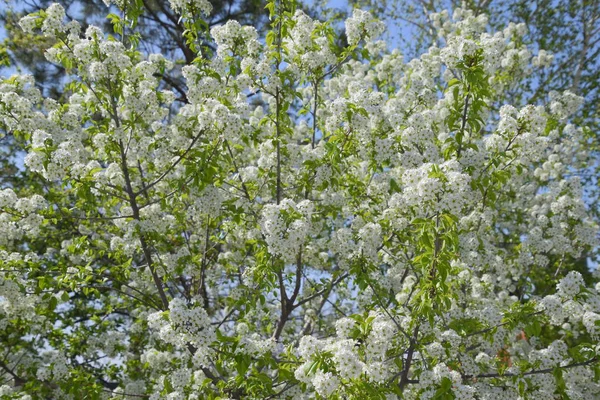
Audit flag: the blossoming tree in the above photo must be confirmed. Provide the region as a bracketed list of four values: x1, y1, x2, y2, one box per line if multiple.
[1, 0, 599, 399]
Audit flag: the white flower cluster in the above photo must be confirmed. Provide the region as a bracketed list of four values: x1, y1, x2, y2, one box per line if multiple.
[549, 90, 584, 120]
[211, 20, 260, 58]
[169, 0, 212, 16]
[418, 363, 463, 396]
[284, 11, 337, 71]
[431, 8, 534, 82]
[36, 350, 69, 381]
[260, 199, 313, 262]
[312, 371, 340, 397]
[389, 160, 472, 217]
[539, 274, 600, 343]
[235, 323, 276, 356]
[0, 190, 47, 246]
[41, 3, 65, 36]
[582, 311, 600, 339]
[294, 313, 401, 396]
[529, 340, 568, 369]
[556, 271, 585, 299]
[532, 49, 554, 68]
[345, 9, 386, 45]
[148, 298, 215, 351]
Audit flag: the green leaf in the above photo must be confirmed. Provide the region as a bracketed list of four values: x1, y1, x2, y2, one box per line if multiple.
[48, 296, 58, 311]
